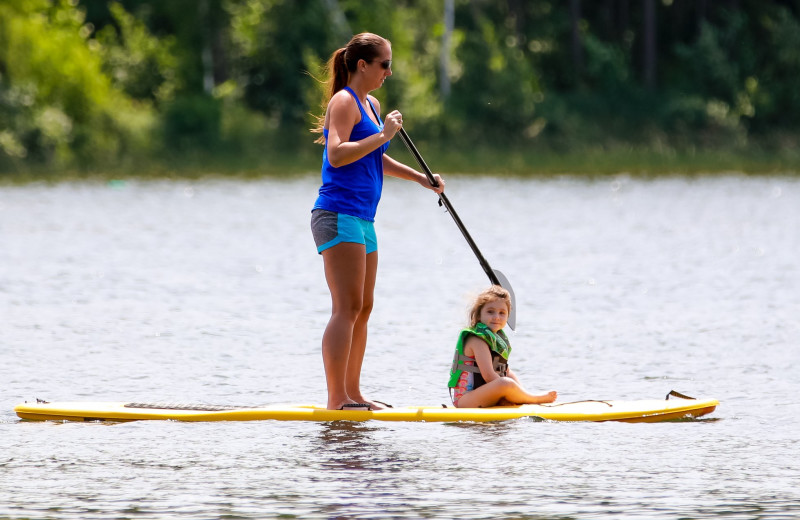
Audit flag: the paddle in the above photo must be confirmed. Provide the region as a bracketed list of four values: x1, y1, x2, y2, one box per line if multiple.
[395, 127, 518, 330]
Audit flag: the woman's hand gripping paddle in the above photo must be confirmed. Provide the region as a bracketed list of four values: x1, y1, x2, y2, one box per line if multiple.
[396, 127, 518, 330]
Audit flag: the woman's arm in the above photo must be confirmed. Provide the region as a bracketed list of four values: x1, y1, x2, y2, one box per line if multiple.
[383, 154, 445, 193]
[368, 96, 444, 193]
[325, 92, 400, 168]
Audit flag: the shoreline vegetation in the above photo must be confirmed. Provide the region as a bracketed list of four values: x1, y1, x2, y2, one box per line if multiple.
[3, 143, 799, 185]
[3, 2, 800, 184]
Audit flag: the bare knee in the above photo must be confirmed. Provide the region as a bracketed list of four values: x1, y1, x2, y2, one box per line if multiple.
[497, 377, 518, 390]
[357, 298, 374, 321]
[334, 295, 375, 324]
[332, 297, 363, 323]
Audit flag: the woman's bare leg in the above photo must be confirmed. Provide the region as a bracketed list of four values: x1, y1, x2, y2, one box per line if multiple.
[345, 251, 388, 409]
[321, 243, 367, 409]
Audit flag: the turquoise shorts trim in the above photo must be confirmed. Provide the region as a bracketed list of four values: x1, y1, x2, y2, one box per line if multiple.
[311, 209, 377, 254]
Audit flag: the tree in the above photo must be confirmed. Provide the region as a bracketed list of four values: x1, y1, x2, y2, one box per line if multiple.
[1, 0, 154, 169]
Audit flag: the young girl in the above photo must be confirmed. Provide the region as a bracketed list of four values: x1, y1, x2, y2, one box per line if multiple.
[448, 286, 558, 408]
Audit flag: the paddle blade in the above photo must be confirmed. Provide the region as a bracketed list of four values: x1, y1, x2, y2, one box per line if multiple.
[492, 269, 517, 330]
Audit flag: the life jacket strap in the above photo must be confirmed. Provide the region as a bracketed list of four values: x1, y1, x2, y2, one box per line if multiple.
[451, 353, 508, 376]
[492, 357, 509, 377]
[451, 353, 482, 374]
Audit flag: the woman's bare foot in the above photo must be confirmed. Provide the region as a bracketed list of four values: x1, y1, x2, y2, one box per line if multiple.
[363, 399, 390, 410]
[327, 399, 362, 410]
[349, 395, 390, 410]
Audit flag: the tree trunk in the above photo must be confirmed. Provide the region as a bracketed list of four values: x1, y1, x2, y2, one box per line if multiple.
[441, 0, 454, 98]
[643, 0, 657, 90]
[200, 0, 214, 94]
[570, 0, 583, 82]
[324, 0, 352, 42]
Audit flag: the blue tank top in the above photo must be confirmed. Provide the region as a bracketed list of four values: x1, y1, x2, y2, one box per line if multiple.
[313, 86, 390, 222]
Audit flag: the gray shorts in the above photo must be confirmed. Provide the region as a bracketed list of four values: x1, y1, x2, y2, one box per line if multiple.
[311, 209, 377, 254]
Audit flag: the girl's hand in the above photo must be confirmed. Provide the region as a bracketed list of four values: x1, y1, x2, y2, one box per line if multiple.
[382, 110, 403, 139]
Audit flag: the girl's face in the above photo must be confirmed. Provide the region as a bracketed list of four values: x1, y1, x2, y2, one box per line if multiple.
[479, 298, 509, 332]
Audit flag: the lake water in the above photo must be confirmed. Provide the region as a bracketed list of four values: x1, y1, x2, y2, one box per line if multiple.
[1, 174, 799, 519]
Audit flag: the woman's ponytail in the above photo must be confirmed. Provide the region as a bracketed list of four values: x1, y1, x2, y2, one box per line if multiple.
[311, 47, 348, 143]
[330, 48, 349, 99]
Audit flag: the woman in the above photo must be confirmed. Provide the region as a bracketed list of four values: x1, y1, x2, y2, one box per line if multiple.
[311, 33, 444, 410]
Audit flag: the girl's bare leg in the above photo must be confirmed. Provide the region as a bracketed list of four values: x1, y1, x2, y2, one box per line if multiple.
[455, 377, 557, 408]
[321, 243, 367, 409]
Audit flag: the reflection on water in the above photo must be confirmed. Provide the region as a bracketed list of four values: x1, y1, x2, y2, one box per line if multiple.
[1, 175, 799, 519]
[315, 421, 388, 471]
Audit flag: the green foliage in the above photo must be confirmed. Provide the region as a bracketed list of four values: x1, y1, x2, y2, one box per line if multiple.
[754, 5, 800, 131]
[4, 0, 800, 176]
[446, 3, 542, 144]
[581, 33, 630, 94]
[0, 0, 156, 171]
[162, 94, 221, 152]
[224, 0, 333, 129]
[95, 1, 181, 102]
[668, 10, 754, 146]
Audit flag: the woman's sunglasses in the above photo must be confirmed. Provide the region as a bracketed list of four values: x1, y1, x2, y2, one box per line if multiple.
[375, 59, 392, 70]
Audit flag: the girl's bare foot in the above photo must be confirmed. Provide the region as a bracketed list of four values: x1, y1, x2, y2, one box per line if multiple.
[538, 391, 557, 404]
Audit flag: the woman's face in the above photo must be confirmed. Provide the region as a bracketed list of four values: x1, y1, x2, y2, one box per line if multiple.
[362, 44, 392, 89]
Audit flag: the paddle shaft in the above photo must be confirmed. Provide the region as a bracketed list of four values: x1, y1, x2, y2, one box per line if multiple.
[396, 127, 501, 287]
[368, 103, 514, 327]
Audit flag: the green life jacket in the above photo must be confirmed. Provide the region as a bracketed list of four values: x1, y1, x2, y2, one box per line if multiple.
[448, 322, 511, 388]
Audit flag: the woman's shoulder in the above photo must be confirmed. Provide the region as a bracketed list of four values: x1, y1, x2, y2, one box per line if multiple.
[329, 88, 358, 108]
[327, 89, 360, 124]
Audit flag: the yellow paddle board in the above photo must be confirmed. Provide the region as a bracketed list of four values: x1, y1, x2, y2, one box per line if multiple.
[14, 394, 718, 423]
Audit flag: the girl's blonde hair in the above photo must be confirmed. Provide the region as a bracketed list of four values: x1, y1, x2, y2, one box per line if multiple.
[468, 285, 512, 327]
[311, 32, 391, 144]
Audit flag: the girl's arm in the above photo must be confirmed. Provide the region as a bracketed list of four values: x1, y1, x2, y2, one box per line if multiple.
[325, 92, 401, 168]
[464, 336, 502, 383]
